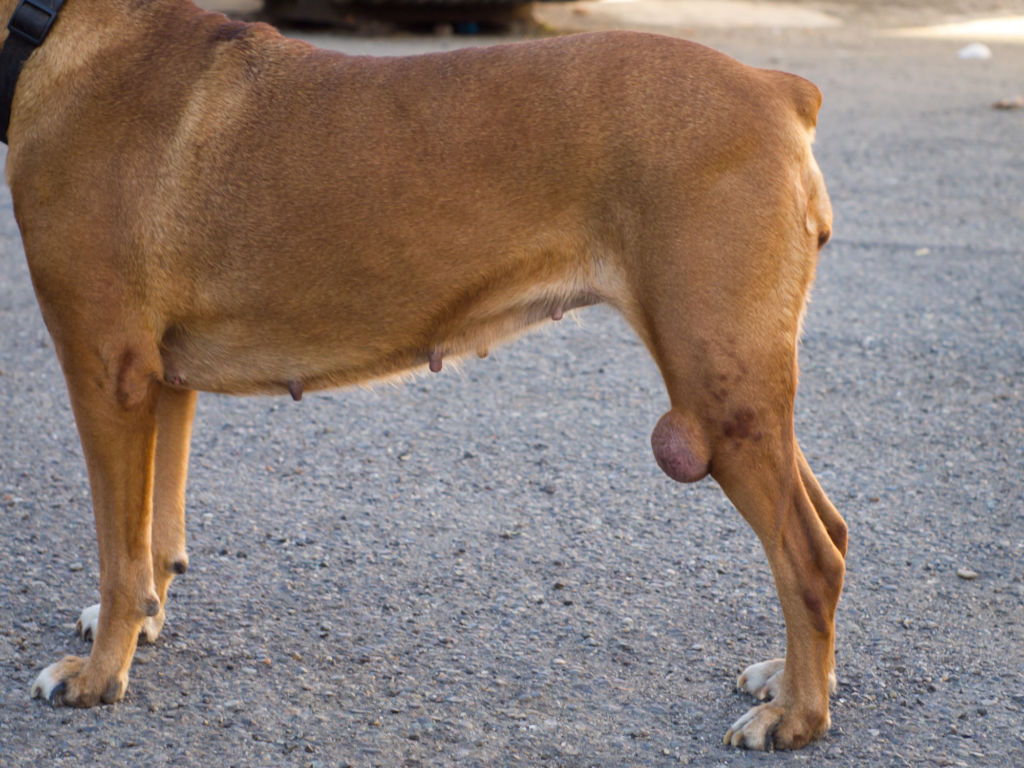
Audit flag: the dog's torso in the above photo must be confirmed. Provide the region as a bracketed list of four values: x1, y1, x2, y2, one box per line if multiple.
[6, 0, 827, 399]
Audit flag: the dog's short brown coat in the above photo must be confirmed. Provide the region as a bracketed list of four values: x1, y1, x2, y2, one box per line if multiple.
[8, 0, 845, 750]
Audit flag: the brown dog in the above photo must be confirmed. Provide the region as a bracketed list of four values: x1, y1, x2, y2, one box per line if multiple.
[8, 0, 845, 750]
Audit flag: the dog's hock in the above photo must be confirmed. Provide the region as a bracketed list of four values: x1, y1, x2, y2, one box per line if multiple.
[651, 410, 711, 483]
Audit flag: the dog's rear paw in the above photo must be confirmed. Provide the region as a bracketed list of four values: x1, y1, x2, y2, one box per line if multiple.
[77, 603, 165, 644]
[30, 656, 127, 707]
[737, 658, 837, 701]
[724, 702, 828, 750]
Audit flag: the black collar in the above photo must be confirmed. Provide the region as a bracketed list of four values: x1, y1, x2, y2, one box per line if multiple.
[0, 0, 66, 144]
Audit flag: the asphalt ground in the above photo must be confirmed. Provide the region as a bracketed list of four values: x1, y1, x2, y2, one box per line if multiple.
[1, 11, 1022, 768]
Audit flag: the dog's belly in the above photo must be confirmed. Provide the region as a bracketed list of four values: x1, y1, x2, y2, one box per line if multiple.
[158, 269, 605, 397]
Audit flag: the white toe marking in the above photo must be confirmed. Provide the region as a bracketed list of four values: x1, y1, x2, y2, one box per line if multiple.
[31, 662, 62, 700]
[76, 602, 164, 643]
[737, 658, 785, 699]
[139, 613, 164, 644]
[76, 603, 100, 641]
[737, 658, 838, 700]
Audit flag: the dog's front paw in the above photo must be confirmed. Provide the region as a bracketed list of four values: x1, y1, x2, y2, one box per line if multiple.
[737, 658, 785, 700]
[724, 702, 828, 750]
[30, 656, 128, 707]
[77, 603, 165, 644]
[75, 604, 100, 641]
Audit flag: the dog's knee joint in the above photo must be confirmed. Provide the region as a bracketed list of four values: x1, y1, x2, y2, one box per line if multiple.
[651, 410, 710, 483]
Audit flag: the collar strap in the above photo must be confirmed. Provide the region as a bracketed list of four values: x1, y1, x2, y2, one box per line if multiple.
[0, 0, 66, 144]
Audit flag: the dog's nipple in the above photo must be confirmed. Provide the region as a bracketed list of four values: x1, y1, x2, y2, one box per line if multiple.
[428, 349, 443, 373]
[477, 348, 489, 359]
[551, 307, 564, 321]
[287, 379, 304, 401]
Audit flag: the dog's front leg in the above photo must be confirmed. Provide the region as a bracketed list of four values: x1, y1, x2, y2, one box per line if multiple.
[146, 387, 197, 640]
[32, 333, 161, 706]
[75, 386, 197, 646]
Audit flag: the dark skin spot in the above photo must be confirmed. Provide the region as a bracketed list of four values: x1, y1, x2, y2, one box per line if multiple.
[212, 20, 249, 42]
[780, 493, 844, 636]
[721, 407, 760, 441]
[802, 587, 828, 634]
[702, 371, 731, 404]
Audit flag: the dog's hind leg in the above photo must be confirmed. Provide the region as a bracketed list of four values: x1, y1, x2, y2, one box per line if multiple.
[32, 325, 162, 706]
[797, 443, 848, 557]
[76, 386, 198, 645]
[713, 425, 844, 750]
[647, 338, 844, 749]
[627, 182, 843, 748]
[732, 444, 847, 705]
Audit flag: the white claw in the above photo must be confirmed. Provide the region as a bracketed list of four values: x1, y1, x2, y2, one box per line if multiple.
[31, 662, 62, 700]
[76, 603, 101, 641]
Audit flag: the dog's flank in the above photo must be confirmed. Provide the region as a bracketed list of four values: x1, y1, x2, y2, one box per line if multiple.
[7, 0, 843, 750]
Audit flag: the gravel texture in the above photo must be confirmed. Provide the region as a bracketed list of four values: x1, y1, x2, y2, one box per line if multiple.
[1, 17, 1022, 768]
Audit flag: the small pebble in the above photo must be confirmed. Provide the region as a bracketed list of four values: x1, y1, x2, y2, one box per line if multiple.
[993, 95, 1024, 110]
[956, 568, 979, 580]
[957, 42, 992, 60]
